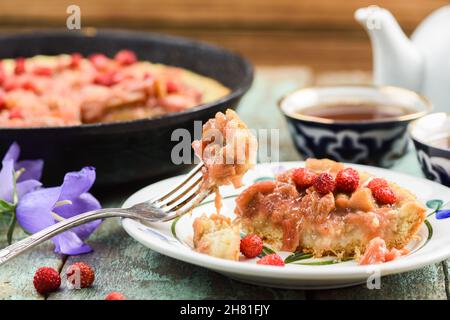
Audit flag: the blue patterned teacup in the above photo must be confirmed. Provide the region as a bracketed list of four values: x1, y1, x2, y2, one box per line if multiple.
[409, 113, 450, 187]
[279, 86, 432, 167]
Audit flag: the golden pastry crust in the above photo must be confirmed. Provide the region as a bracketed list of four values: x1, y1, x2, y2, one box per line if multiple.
[193, 214, 241, 261]
[236, 159, 426, 258]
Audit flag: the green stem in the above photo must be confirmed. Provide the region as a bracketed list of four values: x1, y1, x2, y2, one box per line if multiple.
[5, 168, 20, 244]
[6, 213, 16, 245]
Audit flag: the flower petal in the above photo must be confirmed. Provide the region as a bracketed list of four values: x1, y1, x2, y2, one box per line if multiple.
[16, 187, 60, 234]
[0, 159, 15, 202]
[16, 179, 42, 199]
[71, 219, 102, 241]
[436, 209, 450, 220]
[2, 142, 20, 163]
[58, 167, 96, 201]
[16, 159, 44, 182]
[52, 231, 93, 255]
[0, 142, 43, 202]
[16, 166, 101, 256]
[54, 192, 101, 219]
[53, 192, 102, 239]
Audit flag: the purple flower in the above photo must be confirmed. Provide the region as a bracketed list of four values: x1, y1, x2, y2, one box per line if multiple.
[16, 167, 102, 255]
[0, 142, 43, 203]
[436, 209, 450, 220]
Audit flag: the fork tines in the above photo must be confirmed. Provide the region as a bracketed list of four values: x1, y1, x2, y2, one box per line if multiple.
[151, 162, 206, 212]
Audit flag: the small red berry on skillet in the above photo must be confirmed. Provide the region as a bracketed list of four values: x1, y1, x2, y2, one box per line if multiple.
[114, 49, 137, 66]
[0, 94, 5, 110]
[33, 66, 53, 76]
[9, 109, 23, 120]
[14, 57, 26, 75]
[0, 62, 6, 85]
[89, 53, 110, 70]
[69, 53, 83, 68]
[94, 71, 118, 86]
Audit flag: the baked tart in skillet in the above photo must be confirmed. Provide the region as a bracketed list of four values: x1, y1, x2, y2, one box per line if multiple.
[0, 52, 229, 127]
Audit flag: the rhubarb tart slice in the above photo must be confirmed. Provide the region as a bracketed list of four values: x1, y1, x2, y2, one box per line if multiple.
[235, 158, 426, 260]
[192, 109, 257, 189]
[193, 213, 241, 261]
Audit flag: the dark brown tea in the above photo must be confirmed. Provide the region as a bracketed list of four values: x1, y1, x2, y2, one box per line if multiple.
[299, 102, 414, 121]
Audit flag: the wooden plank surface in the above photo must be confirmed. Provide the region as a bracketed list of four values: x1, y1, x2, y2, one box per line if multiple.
[0, 0, 446, 31]
[0, 222, 63, 300]
[0, 27, 375, 70]
[49, 219, 307, 300]
[0, 67, 448, 300]
[311, 263, 448, 299]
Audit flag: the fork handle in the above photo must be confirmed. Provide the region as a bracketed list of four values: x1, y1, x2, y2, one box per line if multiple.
[0, 208, 132, 266]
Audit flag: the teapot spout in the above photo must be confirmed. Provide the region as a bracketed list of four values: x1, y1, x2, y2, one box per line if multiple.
[355, 6, 423, 92]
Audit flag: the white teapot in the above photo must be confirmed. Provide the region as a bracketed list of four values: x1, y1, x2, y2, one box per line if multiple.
[355, 5, 450, 112]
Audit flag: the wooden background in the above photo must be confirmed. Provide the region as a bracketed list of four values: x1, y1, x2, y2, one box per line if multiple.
[0, 0, 447, 71]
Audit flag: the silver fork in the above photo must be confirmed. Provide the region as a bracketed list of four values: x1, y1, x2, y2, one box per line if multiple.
[0, 162, 211, 266]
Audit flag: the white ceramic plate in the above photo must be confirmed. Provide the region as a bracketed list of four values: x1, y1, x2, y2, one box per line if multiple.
[122, 162, 450, 289]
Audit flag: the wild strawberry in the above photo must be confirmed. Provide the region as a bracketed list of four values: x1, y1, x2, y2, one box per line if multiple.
[105, 292, 126, 300]
[313, 173, 335, 195]
[114, 49, 137, 66]
[21, 80, 39, 93]
[240, 234, 263, 258]
[292, 168, 318, 190]
[9, 109, 23, 120]
[33, 66, 53, 76]
[372, 186, 397, 205]
[143, 72, 154, 80]
[66, 262, 95, 289]
[89, 53, 110, 70]
[0, 94, 5, 110]
[368, 178, 388, 191]
[93, 72, 118, 86]
[3, 78, 21, 91]
[257, 253, 285, 266]
[335, 168, 360, 193]
[14, 57, 26, 75]
[33, 267, 61, 295]
[166, 80, 180, 93]
[0, 62, 5, 85]
[70, 53, 83, 68]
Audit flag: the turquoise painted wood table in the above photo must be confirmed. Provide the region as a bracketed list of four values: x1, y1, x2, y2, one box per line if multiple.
[0, 67, 448, 300]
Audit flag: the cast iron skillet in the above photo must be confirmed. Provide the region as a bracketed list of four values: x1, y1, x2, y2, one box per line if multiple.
[0, 30, 254, 186]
